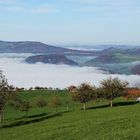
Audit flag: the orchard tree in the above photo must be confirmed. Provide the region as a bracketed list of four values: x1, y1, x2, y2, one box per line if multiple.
[35, 96, 47, 113]
[19, 101, 32, 116]
[65, 99, 70, 111]
[71, 83, 96, 110]
[100, 77, 129, 107]
[0, 70, 15, 123]
[95, 87, 104, 101]
[125, 89, 140, 100]
[48, 95, 61, 112]
[11, 98, 32, 117]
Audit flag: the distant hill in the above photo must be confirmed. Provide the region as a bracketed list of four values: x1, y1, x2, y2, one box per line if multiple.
[100, 47, 140, 56]
[84, 47, 140, 66]
[0, 41, 97, 55]
[85, 54, 120, 66]
[131, 65, 140, 75]
[0, 41, 69, 53]
[84, 47, 140, 74]
[1, 40, 140, 75]
[25, 54, 78, 66]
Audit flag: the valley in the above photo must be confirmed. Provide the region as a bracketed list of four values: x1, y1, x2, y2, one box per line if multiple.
[0, 41, 140, 75]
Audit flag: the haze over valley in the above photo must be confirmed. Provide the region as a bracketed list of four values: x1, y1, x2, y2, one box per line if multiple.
[0, 41, 140, 89]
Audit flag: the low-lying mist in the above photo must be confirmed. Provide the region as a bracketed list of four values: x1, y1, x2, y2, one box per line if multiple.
[0, 54, 139, 89]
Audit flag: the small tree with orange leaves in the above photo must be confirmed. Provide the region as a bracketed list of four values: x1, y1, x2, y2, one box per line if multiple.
[125, 89, 140, 100]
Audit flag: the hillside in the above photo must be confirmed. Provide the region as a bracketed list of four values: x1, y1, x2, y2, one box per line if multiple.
[0, 90, 140, 140]
[85, 54, 120, 66]
[0, 41, 97, 55]
[131, 64, 140, 75]
[0, 41, 69, 53]
[0, 41, 140, 56]
[85, 53, 140, 65]
[99, 47, 140, 56]
[83, 48, 140, 74]
[1, 41, 140, 74]
[25, 54, 78, 65]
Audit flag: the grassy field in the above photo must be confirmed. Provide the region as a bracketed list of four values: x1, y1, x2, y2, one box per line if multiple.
[0, 90, 140, 140]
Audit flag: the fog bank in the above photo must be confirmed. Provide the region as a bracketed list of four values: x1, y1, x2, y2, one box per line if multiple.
[0, 54, 139, 89]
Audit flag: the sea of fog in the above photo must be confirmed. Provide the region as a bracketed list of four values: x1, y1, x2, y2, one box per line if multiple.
[0, 53, 139, 89]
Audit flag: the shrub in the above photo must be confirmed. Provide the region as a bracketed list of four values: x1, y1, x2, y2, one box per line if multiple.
[48, 95, 61, 112]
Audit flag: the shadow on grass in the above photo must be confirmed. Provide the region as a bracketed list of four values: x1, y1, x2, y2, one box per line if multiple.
[87, 101, 138, 110]
[27, 113, 48, 118]
[1, 111, 70, 129]
[14, 113, 49, 121]
[113, 101, 138, 107]
[86, 104, 109, 110]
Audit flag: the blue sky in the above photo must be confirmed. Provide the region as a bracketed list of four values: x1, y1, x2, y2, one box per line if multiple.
[0, 0, 140, 45]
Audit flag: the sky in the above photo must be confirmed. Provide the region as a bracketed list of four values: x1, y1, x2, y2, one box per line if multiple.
[0, 0, 140, 45]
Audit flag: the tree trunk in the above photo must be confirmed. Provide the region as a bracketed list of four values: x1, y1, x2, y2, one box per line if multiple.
[0, 110, 4, 123]
[67, 106, 69, 111]
[26, 111, 28, 117]
[83, 103, 86, 111]
[110, 100, 113, 107]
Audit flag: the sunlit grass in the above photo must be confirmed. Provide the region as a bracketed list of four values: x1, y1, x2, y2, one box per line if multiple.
[0, 90, 140, 140]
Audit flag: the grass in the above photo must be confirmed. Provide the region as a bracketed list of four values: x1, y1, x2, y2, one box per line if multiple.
[0, 90, 140, 140]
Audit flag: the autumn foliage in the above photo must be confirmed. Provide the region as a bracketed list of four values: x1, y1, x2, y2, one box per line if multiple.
[125, 89, 140, 100]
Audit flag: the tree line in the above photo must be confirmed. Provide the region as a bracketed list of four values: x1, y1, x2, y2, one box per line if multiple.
[71, 77, 129, 110]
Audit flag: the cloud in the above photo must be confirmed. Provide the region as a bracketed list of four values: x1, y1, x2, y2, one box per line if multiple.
[0, 53, 139, 89]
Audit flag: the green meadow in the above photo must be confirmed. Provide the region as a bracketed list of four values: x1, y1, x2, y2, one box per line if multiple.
[0, 90, 140, 140]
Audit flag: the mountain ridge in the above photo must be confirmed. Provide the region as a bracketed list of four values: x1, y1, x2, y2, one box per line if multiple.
[0, 40, 97, 55]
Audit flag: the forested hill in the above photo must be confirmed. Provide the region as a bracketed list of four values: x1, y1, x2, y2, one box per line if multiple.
[0, 41, 96, 55]
[0, 41, 68, 53]
[131, 64, 140, 75]
[25, 54, 78, 66]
